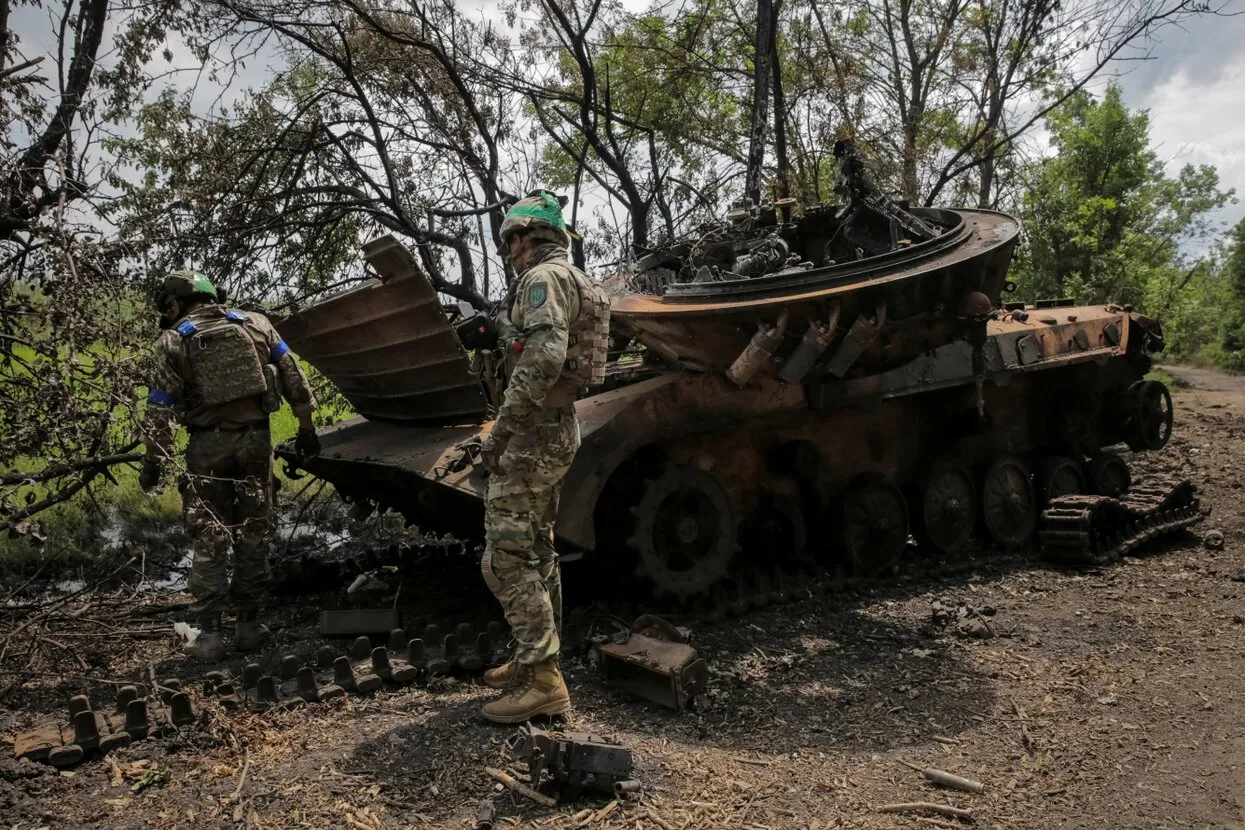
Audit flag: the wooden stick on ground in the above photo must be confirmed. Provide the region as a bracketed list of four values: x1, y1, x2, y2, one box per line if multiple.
[484, 767, 557, 808]
[644, 808, 674, 830]
[923, 767, 984, 793]
[1010, 697, 1036, 756]
[876, 802, 974, 822]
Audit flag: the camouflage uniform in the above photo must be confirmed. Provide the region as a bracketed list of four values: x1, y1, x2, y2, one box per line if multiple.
[481, 243, 585, 666]
[144, 304, 316, 618]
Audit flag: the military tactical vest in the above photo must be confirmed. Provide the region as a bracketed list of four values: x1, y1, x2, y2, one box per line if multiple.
[552, 262, 611, 388]
[176, 311, 270, 408]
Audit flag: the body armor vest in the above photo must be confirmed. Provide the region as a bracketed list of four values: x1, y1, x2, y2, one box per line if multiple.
[550, 263, 611, 388]
[176, 311, 271, 408]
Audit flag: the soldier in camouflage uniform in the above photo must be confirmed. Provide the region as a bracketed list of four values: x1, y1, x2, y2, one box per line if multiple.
[478, 192, 611, 723]
[140, 270, 320, 662]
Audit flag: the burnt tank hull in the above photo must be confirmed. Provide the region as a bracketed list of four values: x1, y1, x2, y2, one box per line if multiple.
[613, 209, 1020, 376]
[276, 228, 1168, 599]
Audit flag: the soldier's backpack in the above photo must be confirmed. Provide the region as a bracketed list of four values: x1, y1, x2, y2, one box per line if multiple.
[561, 265, 612, 388]
[176, 311, 270, 408]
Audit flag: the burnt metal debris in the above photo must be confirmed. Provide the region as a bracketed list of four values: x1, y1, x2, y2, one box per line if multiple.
[597, 615, 707, 712]
[271, 145, 1193, 606]
[13, 686, 197, 767]
[507, 725, 638, 800]
[12, 621, 512, 767]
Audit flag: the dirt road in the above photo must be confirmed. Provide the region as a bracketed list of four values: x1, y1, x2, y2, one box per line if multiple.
[3, 365, 1245, 829]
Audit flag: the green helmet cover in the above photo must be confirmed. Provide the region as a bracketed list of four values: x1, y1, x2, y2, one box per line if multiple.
[500, 190, 567, 247]
[156, 269, 217, 309]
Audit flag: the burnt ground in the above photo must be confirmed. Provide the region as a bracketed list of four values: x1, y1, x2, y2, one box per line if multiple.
[3, 364, 1245, 829]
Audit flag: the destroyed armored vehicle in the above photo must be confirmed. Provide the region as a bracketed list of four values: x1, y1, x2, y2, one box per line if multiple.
[274, 174, 1180, 602]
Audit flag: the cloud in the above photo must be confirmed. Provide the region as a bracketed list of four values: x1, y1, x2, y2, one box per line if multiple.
[1122, 10, 1245, 228]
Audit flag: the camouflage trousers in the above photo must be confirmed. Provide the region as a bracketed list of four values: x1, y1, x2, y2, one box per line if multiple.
[481, 405, 580, 666]
[181, 424, 274, 618]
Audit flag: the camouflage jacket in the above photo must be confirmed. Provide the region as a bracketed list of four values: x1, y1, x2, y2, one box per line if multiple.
[494, 245, 583, 436]
[142, 304, 316, 463]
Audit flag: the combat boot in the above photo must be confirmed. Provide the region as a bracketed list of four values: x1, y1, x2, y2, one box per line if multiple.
[186, 614, 226, 662]
[482, 660, 516, 689]
[480, 658, 570, 724]
[235, 610, 271, 653]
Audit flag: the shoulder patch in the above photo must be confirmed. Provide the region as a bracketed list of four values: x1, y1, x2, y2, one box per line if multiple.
[176, 320, 198, 337]
[226, 310, 249, 323]
[527, 282, 548, 309]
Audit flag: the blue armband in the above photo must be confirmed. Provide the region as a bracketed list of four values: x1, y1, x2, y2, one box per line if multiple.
[147, 388, 176, 407]
[176, 320, 198, 337]
[226, 310, 249, 323]
[269, 340, 291, 362]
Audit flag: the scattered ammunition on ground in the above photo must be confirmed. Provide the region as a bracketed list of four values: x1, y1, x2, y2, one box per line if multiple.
[614, 779, 641, 796]
[124, 699, 150, 740]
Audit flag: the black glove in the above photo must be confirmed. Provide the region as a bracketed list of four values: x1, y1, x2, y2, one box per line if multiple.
[139, 460, 161, 493]
[295, 427, 321, 463]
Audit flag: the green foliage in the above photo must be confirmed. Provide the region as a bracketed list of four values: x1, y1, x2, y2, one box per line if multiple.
[1013, 85, 1235, 342]
[1217, 218, 1245, 370]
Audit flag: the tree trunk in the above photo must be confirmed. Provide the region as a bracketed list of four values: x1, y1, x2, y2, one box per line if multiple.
[770, 1, 790, 201]
[745, 0, 774, 207]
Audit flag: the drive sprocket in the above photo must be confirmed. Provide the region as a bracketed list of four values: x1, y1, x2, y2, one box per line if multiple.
[627, 465, 737, 600]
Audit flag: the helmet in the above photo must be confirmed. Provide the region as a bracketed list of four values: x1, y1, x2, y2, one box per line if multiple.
[155, 269, 218, 310]
[499, 190, 569, 252]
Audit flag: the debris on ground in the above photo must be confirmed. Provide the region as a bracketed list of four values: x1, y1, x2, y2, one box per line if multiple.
[596, 614, 708, 710]
[1206, 529, 1226, 550]
[507, 725, 636, 799]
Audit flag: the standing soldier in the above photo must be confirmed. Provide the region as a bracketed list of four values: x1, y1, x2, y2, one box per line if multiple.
[140, 270, 320, 661]
[477, 191, 610, 723]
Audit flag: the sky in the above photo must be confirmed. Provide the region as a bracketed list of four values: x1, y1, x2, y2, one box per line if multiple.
[9, 0, 1245, 248]
[1114, 7, 1245, 228]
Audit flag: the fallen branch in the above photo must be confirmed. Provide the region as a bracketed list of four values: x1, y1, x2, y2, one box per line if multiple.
[728, 755, 774, 766]
[923, 768, 984, 793]
[876, 802, 974, 822]
[1010, 697, 1036, 756]
[227, 749, 252, 804]
[644, 808, 673, 830]
[484, 766, 557, 808]
[0, 450, 143, 485]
